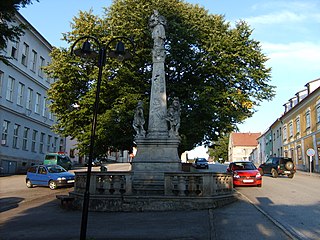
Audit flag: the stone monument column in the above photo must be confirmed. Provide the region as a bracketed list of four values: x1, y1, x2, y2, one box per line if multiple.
[131, 10, 181, 195]
[147, 10, 168, 137]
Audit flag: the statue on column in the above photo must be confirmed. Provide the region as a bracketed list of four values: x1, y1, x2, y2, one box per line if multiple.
[166, 97, 181, 137]
[133, 101, 146, 138]
[149, 10, 167, 50]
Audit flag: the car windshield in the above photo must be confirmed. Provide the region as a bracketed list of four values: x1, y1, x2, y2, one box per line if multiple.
[47, 165, 66, 173]
[58, 155, 70, 163]
[232, 162, 256, 170]
[197, 158, 207, 162]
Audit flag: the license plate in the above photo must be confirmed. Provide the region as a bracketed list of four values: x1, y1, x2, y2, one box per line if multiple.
[243, 179, 254, 183]
[284, 171, 291, 174]
[67, 180, 75, 183]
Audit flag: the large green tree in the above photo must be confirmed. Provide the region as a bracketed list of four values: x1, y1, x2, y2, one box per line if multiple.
[0, 0, 38, 63]
[46, 0, 275, 157]
[208, 133, 230, 163]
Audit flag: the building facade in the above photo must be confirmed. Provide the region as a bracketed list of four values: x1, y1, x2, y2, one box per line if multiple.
[228, 132, 261, 162]
[281, 84, 320, 172]
[0, 12, 65, 174]
[251, 78, 320, 172]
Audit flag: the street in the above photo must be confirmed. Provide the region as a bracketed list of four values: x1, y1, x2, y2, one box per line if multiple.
[0, 163, 319, 240]
[209, 163, 320, 240]
[236, 172, 320, 240]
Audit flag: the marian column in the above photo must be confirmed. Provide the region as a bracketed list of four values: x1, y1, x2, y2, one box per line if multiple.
[147, 10, 168, 137]
[132, 10, 181, 195]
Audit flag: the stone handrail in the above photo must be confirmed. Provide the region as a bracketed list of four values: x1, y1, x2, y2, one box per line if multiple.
[74, 171, 132, 195]
[74, 171, 233, 197]
[164, 172, 233, 197]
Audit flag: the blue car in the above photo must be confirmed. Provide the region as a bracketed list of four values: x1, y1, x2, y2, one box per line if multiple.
[26, 165, 75, 190]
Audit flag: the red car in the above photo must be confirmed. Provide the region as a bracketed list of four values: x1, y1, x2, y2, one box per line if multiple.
[227, 161, 262, 187]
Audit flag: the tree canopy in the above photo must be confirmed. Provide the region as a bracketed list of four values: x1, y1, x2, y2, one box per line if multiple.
[46, 0, 275, 157]
[0, 0, 38, 63]
[208, 133, 230, 163]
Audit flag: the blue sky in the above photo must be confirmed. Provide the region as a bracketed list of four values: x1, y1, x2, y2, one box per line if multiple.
[19, 0, 320, 135]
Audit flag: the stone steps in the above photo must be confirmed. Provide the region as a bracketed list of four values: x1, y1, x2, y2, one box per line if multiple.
[132, 179, 164, 195]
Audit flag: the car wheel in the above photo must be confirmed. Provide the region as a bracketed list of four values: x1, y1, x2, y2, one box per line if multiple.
[271, 169, 278, 178]
[285, 161, 294, 171]
[257, 184, 262, 187]
[26, 179, 33, 188]
[288, 174, 294, 179]
[49, 180, 57, 190]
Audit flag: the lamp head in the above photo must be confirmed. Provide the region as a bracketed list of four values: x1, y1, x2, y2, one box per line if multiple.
[73, 39, 98, 59]
[108, 40, 132, 61]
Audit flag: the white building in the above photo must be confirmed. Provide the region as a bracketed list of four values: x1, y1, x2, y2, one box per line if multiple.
[0, 12, 65, 174]
[228, 132, 261, 162]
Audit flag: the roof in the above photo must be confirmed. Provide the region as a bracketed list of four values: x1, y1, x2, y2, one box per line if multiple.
[231, 132, 261, 147]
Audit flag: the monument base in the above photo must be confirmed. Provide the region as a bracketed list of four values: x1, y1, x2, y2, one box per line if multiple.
[132, 137, 181, 195]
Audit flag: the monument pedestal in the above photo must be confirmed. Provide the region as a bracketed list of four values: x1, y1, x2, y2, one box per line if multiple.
[132, 137, 181, 195]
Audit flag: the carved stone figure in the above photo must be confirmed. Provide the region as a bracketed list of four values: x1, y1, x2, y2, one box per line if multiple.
[133, 101, 146, 137]
[166, 97, 181, 137]
[149, 10, 167, 50]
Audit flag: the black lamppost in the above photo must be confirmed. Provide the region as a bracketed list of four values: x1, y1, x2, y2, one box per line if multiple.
[70, 35, 134, 240]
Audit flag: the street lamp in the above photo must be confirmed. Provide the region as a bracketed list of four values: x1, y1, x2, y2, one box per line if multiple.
[70, 35, 134, 240]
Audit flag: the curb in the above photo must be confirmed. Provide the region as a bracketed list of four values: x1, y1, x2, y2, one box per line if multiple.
[235, 190, 298, 240]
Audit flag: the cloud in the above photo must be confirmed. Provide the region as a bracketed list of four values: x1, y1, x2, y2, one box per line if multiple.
[263, 42, 320, 67]
[246, 11, 306, 25]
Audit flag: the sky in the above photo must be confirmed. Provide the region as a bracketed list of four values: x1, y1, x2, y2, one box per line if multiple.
[19, 0, 320, 141]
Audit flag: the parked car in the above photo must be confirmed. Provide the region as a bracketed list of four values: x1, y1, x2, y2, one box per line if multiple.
[26, 165, 75, 190]
[193, 158, 209, 169]
[85, 158, 101, 167]
[258, 157, 296, 178]
[227, 161, 262, 187]
[43, 152, 72, 170]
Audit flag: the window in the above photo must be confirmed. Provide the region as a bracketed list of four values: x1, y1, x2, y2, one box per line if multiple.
[38, 166, 47, 175]
[17, 82, 25, 106]
[38, 56, 45, 77]
[31, 50, 37, 72]
[35, 93, 41, 114]
[2, 120, 10, 145]
[31, 130, 37, 152]
[42, 97, 47, 117]
[295, 117, 300, 134]
[6, 76, 15, 101]
[297, 145, 302, 160]
[53, 137, 58, 152]
[0, 71, 3, 95]
[317, 102, 320, 123]
[26, 88, 33, 110]
[289, 122, 293, 137]
[47, 135, 52, 152]
[59, 139, 64, 152]
[305, 110, 311, 129]
[21, 42, 29, 66]
[22, 127, 29, 150]
[283, 126, 287, 141]
[49, 103, 53, 120]
[13, 124, 20, 148]
[39, 132, 45, 153]
[11, 42, 18, 59]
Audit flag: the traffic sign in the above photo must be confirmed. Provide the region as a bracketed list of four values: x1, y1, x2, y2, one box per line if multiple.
[306, 148, 315, 157]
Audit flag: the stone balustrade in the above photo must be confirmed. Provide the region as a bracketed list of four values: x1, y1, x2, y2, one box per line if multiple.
[74, 171, 232, 197]
[74, 171, 132, 195]
[165, 172, 233, 197]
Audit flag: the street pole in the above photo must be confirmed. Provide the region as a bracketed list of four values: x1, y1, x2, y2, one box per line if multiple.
[71, 36, 134, 240]
[80, 47, 106, 240]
